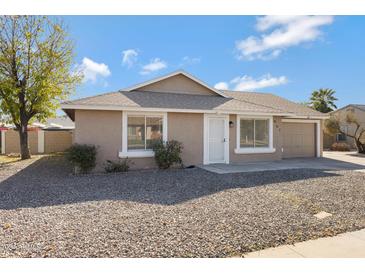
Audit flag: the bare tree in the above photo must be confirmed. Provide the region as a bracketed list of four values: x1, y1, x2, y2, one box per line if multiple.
[325, 112, 365, 153]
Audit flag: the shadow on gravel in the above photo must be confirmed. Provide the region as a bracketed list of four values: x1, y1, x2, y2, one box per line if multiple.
[0, 156, 343, 209]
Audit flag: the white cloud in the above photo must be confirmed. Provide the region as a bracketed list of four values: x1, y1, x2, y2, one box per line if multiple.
[122, 49, 138, 67]
[140, 58, 167, 75]
[180, 56, 201, 66]
[236, 16, 334, 60]
[231, 74, 288, 91]
[215, 74, 288, 91]
[77, 57, 111, 83]
[255, 16, 303, 31]
[214, 82, 229, 90]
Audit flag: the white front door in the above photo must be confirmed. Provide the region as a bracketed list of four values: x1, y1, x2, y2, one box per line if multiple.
[207, 116, 228, 164]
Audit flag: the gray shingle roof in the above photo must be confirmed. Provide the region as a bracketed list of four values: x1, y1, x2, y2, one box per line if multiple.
[62, 89, 327, 117]
[331, 104, 365, 114]
[222, 90, 326, 117]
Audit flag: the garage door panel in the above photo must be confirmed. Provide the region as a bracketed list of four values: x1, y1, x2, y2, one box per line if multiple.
[283, 123, 315, 158]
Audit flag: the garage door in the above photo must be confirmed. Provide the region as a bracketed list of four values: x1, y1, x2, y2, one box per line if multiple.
[282, 122, 316, 158]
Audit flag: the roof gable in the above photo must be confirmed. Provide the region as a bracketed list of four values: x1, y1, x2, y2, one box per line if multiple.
[124, 70, 228, 98]
[333, 104, 365, 114]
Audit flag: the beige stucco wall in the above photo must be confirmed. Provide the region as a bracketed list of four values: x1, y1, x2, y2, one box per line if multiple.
[5, 129, 38, 154]
[74, 110, 157, 170]
[44, 130, 73, 153]
[168, 112, 204, 166]
[229, 116, 323, 162]
[136, 74, 218, 96]
[229, 115, 283, 163]
[74, 110, 126, 170]
[73, 110, 324, 171]
[73, 110, 204, 170]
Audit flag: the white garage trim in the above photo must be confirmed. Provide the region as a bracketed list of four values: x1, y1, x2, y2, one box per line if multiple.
[37, 130, 45, 153]
[1, 131, 5, 154]
[282, 119, 321, 158]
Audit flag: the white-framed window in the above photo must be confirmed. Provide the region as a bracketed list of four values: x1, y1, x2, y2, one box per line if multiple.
[235, 116, 275, 154]
[336, 133, 347, 142]
[120, 112, 167, 158]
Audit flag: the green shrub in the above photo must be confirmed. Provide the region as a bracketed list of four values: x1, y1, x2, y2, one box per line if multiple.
[330, 142, 350, 151]
[66, 144, 97, 174]
[104, 158, 133, 173]
[152, 140, 183, 169]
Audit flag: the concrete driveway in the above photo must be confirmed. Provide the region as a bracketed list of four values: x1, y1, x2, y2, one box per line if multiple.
[323, 150, 365, 165]
[200, 151, 365, 174]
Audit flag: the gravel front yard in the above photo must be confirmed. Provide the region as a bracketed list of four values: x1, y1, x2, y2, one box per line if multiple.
[0, 155, 364, 257]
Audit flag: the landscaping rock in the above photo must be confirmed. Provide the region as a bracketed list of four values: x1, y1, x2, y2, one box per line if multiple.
[0, 156, 364, 257]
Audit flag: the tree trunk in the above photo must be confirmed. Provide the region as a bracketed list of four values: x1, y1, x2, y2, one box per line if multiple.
[18, 124, 31, 160]
[355, 139, 365, 154]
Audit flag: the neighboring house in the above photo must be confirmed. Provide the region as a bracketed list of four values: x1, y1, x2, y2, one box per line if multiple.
[323, 104, 365, 149]
[61, 70, 328, 170]
[0, 116, 74, 155]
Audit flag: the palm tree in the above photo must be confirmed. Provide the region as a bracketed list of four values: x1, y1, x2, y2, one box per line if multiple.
[309, 88, 338, 113]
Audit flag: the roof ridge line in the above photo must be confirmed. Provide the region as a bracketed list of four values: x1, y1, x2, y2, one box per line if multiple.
[121, 89, 229, 98]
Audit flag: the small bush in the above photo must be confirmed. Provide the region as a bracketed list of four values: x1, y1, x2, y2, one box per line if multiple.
[152, 140, 183, 169]
[66, 144, 97, 174]
[330, 142, 350, 151]
[104, 158, 133, 173]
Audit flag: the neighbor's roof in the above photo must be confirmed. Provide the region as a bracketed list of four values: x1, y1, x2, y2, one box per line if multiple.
[352, 104, 365, 111]
[332, 104, 365, 113]
[3, 116, 74, 130]
[33, 116, 74, 129]
[62, 89, 327, 118]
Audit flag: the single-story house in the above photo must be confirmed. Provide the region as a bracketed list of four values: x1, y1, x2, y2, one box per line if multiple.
[0, 116, 74, 155]
[61, 70, 328, 170]
[324, 104, 365, 149]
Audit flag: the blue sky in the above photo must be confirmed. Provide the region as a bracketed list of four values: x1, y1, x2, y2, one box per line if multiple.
[64, 16, 365, 108]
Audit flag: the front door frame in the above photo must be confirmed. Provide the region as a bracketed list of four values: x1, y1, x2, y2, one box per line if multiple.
[203, 113, 229, 165]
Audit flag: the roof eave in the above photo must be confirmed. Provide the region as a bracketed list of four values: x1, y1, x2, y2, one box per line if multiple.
[283, 114, 329, 120]
[61, 103, 327, 118]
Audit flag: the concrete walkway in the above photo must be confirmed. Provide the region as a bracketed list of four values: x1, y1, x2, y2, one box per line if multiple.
[245, 229, 365, 258]
[200, 156, 365, 174]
